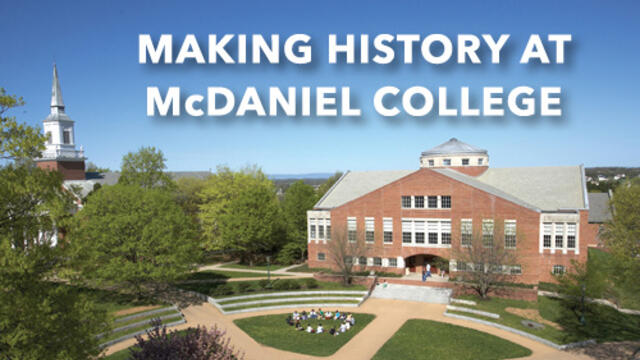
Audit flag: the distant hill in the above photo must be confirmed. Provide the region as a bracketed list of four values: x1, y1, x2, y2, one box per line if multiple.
[585, 167, 640, 178]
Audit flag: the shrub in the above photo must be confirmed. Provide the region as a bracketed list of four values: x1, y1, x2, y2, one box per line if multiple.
[257, 279, 271, 290]
[303, 278, 319, 289]
[235, 282, 253, 294]
[132, 322, 244, 359]
[212, 284, 234, 297]
[273, 279, 301, 291]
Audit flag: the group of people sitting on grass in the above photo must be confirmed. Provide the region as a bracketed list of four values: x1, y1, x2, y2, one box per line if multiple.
[286, 309, 356, 336]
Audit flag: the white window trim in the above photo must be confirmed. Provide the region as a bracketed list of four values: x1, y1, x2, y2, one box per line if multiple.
[400, 217, 452, 248]
[539, 220, 579, 255]
[504, 219, 517, 249]
[460, 218, 473, 247]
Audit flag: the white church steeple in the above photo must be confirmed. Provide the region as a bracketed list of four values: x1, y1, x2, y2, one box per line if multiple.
[35, 64, 86, 180]
[39, 64, 84, 161]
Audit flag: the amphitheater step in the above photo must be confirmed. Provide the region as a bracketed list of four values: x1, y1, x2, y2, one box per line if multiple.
[370, 283, 452, 304]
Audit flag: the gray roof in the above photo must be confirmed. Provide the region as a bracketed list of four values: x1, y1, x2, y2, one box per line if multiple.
[587, 193, 612, 223]
[422, 138, 487, 156]
[315, 165, 588, 212]
[314, 170, 415, 209]
[64, 171, 211, 198]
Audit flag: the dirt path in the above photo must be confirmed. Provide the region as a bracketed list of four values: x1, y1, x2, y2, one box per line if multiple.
[104, 298, 594, 360]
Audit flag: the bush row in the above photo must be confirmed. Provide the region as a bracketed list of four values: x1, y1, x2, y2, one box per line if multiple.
[211, 278, 319, 297]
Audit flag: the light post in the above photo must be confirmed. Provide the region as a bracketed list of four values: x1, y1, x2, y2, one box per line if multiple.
[580, 283, 586, 326]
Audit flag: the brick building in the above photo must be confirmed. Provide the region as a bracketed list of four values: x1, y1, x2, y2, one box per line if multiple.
[307, 138, 610, 284]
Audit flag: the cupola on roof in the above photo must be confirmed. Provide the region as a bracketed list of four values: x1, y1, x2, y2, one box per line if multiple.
[421, 138, 487, 156]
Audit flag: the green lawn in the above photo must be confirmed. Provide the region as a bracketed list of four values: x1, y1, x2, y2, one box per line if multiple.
[104, 348, 131, 360]
[62, 285, 163, 314]
[372, 319, 532, 360]
[234, 313, 375, 356]
[454, 294, 640, 344]
[180, 269, 290, 281]
[286, 264, 322, 273]
[177, 278, 366, 298]
[221, 263, 287, 271]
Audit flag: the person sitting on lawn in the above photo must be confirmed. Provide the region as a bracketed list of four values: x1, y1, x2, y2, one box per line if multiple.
[310, 309, 317, 319]
[295, 321, 303, 331]
[339, 322, 347, 333]
[317, 323, 324, 333]
[325, 311, 332, 320]
[334, 310, 341, 320]
[301, 310, 308, 321]
[286, 315, 294, 326]
[306, 324, 314, 333]
[292, 310, 299, 320]
[318, 308, 324, 318]
[329, 327, 336, 336]
[345, 321, 351, 330]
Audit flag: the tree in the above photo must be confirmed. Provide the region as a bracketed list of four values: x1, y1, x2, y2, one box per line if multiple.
[452, 220, 520, 298]
[280, 180, 317, 262]
[68, 184, 199, 296]
[603, 179, 640, 299]
[85, 161, 110, 173]
[0, 88, 108, 359]
[316, 171, 343, 198]
[326, 226, 367, 286]
[174, 176, 208, 221]
[130, 322, 244, 360]
[199, 166, 284, 265]
[118, 146, 174, 189]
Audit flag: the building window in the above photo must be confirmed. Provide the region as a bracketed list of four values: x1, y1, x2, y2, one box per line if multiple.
[388, 258, 397, 267]
[482, 220, 494, 247]
[383, 218, 393, 243]
[365, 217, 374, 243]
[462, 158, 469, 166]
[402, 220, 412, 243]
[414, 196, 424, 208]
[414, 220, 425, 244]
[441, 196, 451, 209]
[63, 129, 71, 144]
[543, 222, 552, 248]
[567, 223, 576, 249]
[373, 257, 382, 266]
[359, 256, 367, 265]
[504, 220, 516, 249]
[456, 261, 468, 272]
[478, 158, 484, 165]
[552, 265, 566, 275]
[461, 219, 472, 246]
[348, 217, 357, 242]
[427, 220, 438, 244]
[310, 219, 317, 239]
[443, 158, 451, 166]
[427, 196, 438, 208]
[510, 265, 522, 275]
[401, 196, 412, 208]
[318, 225, 325, 239]
[317, 252, 326, 261]
[441, 220, 451, 244]
[326, 224, 331, 240]
[428, 159, 434, 167]
[555, 223, 564, 248]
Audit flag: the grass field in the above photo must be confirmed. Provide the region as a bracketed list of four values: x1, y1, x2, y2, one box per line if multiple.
[234, 313, 375, 356]
[104, 348, 130, 360]
[372, 319, 532, 360]
[220, 263, 287, 271]
[455, 294, 640, 344]
[178, 278, 367, 298]
[225, 299, 362, 312]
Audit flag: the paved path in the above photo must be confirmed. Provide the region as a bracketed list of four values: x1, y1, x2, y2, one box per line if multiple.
[104, 298, 593, 360]
[198, 262, 314, 278]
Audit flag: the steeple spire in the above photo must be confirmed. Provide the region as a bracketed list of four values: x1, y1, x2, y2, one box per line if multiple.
[51, 64, 65, 112]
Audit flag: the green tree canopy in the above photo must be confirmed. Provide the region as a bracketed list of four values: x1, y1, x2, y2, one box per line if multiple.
[199, 166, 284, 264]
[279, 180, 317, 263]
[118, 146, 174, 189]
[68, 184, 199, 295]
[0, 88, 108, 358]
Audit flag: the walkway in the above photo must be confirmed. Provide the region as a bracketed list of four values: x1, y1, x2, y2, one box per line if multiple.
[105, 298, 593, 360]
[195, 262, 314, 282]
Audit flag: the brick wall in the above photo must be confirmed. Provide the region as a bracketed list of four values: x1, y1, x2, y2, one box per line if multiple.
[37, 160, 85, 180]
[309, 168, 597, 285]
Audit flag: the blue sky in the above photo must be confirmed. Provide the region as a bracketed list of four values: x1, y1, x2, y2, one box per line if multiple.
[1, 0, 639, 173]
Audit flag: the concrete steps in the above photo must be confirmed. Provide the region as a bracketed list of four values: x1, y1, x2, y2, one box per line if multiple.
[370, 283, 452, 304]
